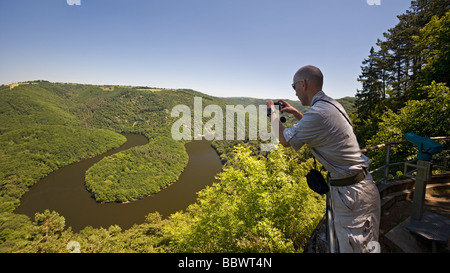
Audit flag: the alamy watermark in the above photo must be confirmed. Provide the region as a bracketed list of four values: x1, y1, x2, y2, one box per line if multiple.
[67, 0, 81, 5]
[170, 97, 280, 151]
[66, 241, 81, 253]
[366, 0, 381, 5]
[367, 241, 381, 253]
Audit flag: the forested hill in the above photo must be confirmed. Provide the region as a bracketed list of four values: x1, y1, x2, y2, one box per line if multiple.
[0, 81, 233, 205]
[0, 80, 327, 253]
[0, 81, 336, 205]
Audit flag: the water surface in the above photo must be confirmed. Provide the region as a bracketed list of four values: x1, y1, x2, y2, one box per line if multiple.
[15, 134, 222, 231]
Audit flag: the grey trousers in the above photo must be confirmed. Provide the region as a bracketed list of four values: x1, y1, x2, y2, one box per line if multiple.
[328, 173, 381, 253]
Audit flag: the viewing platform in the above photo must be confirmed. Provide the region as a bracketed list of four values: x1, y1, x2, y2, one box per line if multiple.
[305, 135, 450, 253]
[380, 172, 450, 253]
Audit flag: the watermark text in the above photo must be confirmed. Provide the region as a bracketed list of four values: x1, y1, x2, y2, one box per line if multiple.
[171, 97, 280, 151]
[67, 0, 81, 6]
[367, 0, 381, 6]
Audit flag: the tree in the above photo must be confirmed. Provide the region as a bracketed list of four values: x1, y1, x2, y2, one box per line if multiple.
[355, 47, 389, 145]
[366, 82, 450, 167]
[355, 0, 450, 145]
[166, 145, 325, 253]
[413, 10, 450, 95]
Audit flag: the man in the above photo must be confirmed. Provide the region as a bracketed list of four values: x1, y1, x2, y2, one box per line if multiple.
[267, 65, 380, 253]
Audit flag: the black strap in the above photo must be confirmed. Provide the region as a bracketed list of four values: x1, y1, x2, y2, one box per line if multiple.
[313, 156, 325, 172]
[313, 99, 352, 127]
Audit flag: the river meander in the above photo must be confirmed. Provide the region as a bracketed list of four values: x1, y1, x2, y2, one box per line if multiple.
[15, 134, 223, 232]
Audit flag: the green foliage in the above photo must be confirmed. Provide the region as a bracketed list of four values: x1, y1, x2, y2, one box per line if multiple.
[0, 210, 170, 253]
[0, 125, 126, 211]
[413, 10, 450, 91]
[166, 145, 325, 253]
[0, 212, 37, 252]
[3, 81, 327, 253]
[85, 137, 188, 203]
[0, 209, 71, 253]
[0, 83, 79, 133]
[0, 82, 230, 207]
[355, 2, 450, 145]
[336, 97, 356, 114]
[69, 212, 169, 253]
[0, 82, 199, 251]
[366, 82, 450, 167]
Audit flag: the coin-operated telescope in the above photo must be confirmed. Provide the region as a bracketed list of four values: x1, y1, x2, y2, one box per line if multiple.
[404, 132, 445, 222]
[404, 133, 450, 245]
[404, 132, 444, 161]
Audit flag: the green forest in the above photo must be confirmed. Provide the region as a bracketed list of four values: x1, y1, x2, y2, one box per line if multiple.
[353, 1, 450, 169]
[1, 0, 449, 253]
[85, 137, 188, 203]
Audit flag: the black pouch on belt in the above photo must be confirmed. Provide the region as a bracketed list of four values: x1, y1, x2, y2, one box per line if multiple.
[306, 158, 329, 194]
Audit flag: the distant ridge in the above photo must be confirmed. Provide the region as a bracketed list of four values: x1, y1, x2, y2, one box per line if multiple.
[222, 96, 356, 114]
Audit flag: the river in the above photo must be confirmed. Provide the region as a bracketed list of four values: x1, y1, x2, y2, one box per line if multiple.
[14, 134, 223, 232]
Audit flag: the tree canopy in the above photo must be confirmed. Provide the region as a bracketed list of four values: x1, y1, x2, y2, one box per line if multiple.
[354, 1, 450, 146]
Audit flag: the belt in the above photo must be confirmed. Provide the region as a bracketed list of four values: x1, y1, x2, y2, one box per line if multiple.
[328, 169, 367, 187]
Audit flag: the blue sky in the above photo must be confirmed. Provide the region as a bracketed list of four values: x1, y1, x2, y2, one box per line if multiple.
[0, 0, 413, 100]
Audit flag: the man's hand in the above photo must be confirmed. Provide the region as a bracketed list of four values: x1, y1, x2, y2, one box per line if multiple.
[276, 99, 295, 114]
[277, 99, 303, 121]
[266, 100, 275, 110]
[266, 99, 290, 148]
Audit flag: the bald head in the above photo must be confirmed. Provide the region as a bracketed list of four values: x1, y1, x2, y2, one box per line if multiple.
[292, 65, 324, 106]
[294, 65, 323, 90]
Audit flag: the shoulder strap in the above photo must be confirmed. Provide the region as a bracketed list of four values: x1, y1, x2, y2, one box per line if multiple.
[313, 156, 325, 171]
[313, 99, 352, 127]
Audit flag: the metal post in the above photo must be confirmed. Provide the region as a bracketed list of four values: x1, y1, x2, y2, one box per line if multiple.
[384, 144, 391, 182]
[411, 160, 431, 221]
[326, 192, 338, 253]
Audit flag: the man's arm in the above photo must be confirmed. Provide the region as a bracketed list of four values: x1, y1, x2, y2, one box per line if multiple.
[272, 112, 290, 147]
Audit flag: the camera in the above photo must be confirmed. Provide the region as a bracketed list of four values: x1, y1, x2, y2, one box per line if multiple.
[267, 102, 286, 123]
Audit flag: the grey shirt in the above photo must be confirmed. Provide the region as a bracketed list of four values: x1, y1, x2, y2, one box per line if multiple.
[283, 91, 370, 179]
